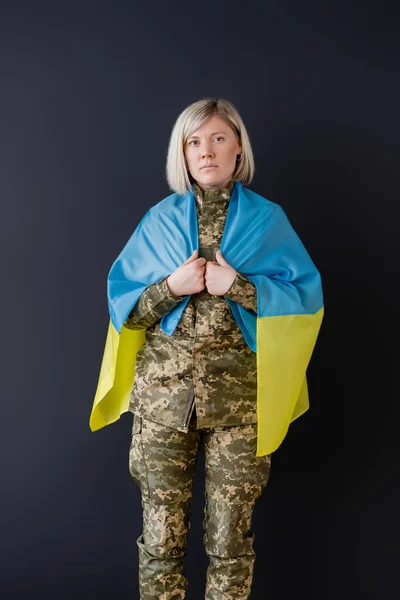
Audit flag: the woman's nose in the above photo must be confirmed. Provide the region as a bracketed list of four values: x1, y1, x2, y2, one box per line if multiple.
[201, 146, 214, 157]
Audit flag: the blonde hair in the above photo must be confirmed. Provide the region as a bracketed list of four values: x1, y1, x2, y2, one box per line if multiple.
[165, 98, 255, 195]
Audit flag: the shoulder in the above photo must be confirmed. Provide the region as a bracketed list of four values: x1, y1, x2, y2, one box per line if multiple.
[239, 183, 285, 218]
[148, 190, 188, 217]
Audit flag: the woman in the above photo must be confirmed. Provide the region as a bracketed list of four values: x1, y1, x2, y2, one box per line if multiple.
[89, 98, 324, 599]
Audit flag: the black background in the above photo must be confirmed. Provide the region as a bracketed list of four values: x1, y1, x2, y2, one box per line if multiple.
[1, 1, 399, 598]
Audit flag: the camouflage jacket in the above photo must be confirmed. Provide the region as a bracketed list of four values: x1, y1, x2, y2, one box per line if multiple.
[124, 179, 258, 432]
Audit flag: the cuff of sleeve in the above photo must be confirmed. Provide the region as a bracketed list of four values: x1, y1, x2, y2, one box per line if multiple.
[224, 272, 255, 301]
[159, 276, 187, 301]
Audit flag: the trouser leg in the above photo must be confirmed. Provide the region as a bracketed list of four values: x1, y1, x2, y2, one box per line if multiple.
[129, 415, 200, 600]
[137, 500, 190, 600]
[203, 422, 272, 600]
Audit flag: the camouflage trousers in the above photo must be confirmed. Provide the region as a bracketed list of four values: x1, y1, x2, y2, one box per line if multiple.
[128, 409, 272, 600]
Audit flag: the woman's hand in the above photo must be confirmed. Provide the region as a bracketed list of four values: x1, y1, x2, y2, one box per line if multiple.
[205, 250, 237, 296]
[167, 250, 206, 296]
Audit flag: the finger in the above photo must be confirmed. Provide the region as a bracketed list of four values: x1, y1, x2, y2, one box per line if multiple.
[217, 249, 230, 265]
[182, 249, 198, 265]
[195, 257, 206, 266]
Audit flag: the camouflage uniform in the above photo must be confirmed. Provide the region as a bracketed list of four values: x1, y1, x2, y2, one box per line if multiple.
[124, 180, 272, 599]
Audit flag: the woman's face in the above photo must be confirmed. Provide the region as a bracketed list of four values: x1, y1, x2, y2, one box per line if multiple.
[184, 115, 242, 191]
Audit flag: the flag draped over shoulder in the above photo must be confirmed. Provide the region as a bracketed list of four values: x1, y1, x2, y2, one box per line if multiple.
[89, 181, 324, 456]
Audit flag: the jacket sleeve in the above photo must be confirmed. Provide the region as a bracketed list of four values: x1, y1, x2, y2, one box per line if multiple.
[224, 272, 258, 314]
[123, 276, 186, 330]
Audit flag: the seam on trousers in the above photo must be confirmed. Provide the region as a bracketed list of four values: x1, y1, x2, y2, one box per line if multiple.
[140, 418, 152, 502]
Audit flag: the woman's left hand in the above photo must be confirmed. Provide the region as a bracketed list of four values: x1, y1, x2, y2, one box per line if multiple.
[205, 250, 237, 296]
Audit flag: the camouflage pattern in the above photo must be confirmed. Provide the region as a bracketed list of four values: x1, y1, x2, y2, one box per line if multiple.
[124, 180, 271, 599]
[124, 179, 259, 431]
[129, 411, 271, 599]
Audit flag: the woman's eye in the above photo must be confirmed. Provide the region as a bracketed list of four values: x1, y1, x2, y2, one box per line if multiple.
[187, 137, 224, 146]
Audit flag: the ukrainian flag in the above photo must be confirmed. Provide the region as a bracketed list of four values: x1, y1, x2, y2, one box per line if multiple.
[89, 182, 324, 456]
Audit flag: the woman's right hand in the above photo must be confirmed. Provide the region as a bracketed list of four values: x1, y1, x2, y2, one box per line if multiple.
[167, 250, 206, 296]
